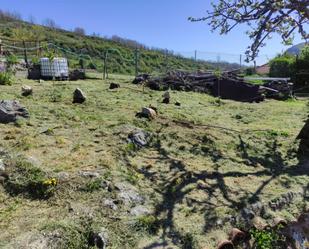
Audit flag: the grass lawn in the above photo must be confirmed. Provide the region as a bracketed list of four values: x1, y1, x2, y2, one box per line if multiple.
[0, 73, 308, 249]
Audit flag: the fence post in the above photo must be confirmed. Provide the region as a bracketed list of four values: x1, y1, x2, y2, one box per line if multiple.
[239, 54, 242, 68]
[103, 51, 107, 80]
[134, 48, 139, 77]
[165, 49, 168, 72]
[195, 50, 198, 72]
[22, 40, 29, 69]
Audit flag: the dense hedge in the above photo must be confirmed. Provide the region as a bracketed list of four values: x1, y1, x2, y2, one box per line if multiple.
[269, 56, 296, 78]
[269, 45, 309, 90]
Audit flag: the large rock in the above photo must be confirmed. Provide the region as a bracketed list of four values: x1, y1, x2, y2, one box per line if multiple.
[69, 69, 86, 81]
[132, 74, 150, 84]
[73, 88, 86, 103]
[0, 100, 29, 123]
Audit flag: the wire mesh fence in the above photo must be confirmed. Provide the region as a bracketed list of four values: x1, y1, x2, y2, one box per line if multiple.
[0, 37, 277, 79]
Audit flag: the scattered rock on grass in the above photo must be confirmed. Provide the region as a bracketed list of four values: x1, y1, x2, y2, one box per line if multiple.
[128, 130, 150, 147]
[132, 74, 150, 84]
[0, 159, 5, 172]
[0, 100, 29, 123]
[130, 205, 151, 216]
[79, 171, 100, 178]
[116, 182, 144, 206]
[136, 107, 157, 120]
[21, 85, 33, 96]
[162, 91, 170, 104]
[109, 83, 120, 89]
[56, 172, 70, 181]
[102, 198, 118, 210]
[88, 229, 108, 249]
[175, 101, 181, 106]
[73, 88, 86, 104]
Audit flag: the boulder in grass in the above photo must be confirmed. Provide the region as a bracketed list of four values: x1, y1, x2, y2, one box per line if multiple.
[0, 100, 29, 123]
[132, 74, 150, 84]
[109, 83, 120, 89]
[141, 107, 157, 119]
[21, 85, 33, 96]
[73, 88, 86, 104]
[128, 130, 150, 147]
[162, 91, 170, 104]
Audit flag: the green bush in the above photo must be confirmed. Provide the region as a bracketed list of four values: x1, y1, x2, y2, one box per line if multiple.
[269, 56, 295, 78]
[250, 228, 286, 249]
[0, 72, 13, 85]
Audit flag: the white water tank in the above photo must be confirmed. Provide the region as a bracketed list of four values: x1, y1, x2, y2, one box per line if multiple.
[40, 57, 68, 78]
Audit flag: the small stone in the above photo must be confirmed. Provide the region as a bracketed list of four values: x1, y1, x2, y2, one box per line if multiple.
[251, 216, 269, 230]
[21, 85, 33, 96]
[130, 205, 151, 216]
[116, 182, 144, 205]
[242, 208, 255, 220]
[272, 217, 287, 228]
[102, 198, 118, 210]
[0, 159, 5, 172]
[57, 172, 70, 181]
[73, 88, 86, 104]
[39, 79, 44, 83]
[251, 202, 263, 214]
[109, 83, 120, 89]
[216, 219, 223, 226]
[79, 171, 100, 178]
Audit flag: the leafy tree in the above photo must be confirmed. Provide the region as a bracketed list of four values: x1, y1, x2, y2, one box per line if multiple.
[42, 18, 58, 29]
[74, 27, 85, 36]
[189, 0, 309, 61]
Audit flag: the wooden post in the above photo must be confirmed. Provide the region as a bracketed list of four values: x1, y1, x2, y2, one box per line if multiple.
[22, 40, 29, 69]
[239, 54, 242, 68]
[103, 51, 108, 80]
[165, 49, 168, 73]
[194, 50, 198, 72]
[135, 48, 139, 77]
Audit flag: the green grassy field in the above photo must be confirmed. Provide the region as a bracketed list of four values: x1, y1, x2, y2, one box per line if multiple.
[0, 73, 308, 249]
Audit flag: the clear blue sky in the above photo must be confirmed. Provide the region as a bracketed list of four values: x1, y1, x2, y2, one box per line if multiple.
[0, 0, 305, 64]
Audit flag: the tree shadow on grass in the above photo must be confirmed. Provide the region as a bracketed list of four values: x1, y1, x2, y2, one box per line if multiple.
[136, 130, 309, 248]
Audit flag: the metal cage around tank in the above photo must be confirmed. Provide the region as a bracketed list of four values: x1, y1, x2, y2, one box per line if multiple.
[40, 57, 69, 79]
